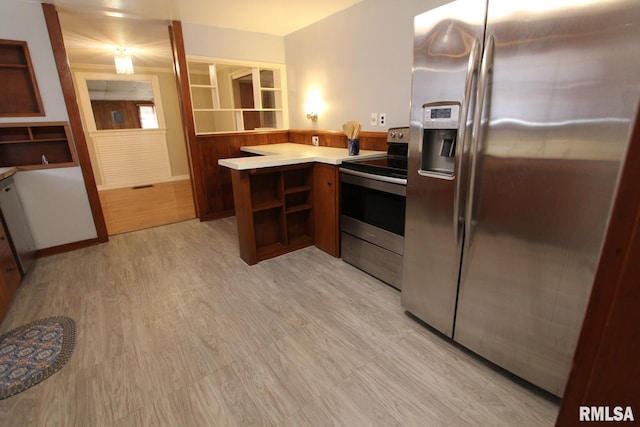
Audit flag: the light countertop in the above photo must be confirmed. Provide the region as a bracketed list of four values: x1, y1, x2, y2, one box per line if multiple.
[0, 167, 17, 181]
[218, 143, 387, 170]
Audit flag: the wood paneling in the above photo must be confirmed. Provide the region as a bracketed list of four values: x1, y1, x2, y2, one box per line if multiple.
[195, 131, 289, 221]
[91, 100, 153, 130]
[288, 129, 388, 151]
[190, 130, 384, 222]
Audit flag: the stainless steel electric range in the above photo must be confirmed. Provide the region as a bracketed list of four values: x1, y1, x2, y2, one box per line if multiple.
[339, 127, 409, 289]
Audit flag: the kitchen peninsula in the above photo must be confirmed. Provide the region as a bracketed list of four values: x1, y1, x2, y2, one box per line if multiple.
[219, 143, 385, 265]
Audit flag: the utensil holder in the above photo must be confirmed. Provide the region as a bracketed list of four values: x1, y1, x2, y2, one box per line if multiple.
[348, 139, 360, 156]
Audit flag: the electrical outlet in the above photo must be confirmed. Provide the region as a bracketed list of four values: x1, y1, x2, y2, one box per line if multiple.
[370, 113, 378, 126]
[379, 113, 387, 126]
[311, 135, 319, 146]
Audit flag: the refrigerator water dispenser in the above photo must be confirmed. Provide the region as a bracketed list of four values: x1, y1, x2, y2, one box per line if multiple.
[420, 102, 460, 178]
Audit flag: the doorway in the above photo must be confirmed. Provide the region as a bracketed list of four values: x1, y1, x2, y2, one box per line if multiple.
[232, 73, 261, 130]
[57, 12, 196, 235]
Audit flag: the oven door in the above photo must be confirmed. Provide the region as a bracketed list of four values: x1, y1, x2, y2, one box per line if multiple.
[339, 169, 406, 289]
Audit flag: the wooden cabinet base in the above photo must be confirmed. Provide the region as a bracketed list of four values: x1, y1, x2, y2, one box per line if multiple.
[230, 162, 339, 265]
[313, 164, 340, 257]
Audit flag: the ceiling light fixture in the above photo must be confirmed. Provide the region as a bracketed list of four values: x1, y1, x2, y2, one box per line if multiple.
[114, 49, 134, 75]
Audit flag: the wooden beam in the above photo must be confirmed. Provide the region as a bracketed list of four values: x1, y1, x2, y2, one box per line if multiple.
[41, 3, 108, 243]
[168, 21, 204, 220]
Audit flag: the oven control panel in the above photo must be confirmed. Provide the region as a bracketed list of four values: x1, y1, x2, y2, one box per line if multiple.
[387, 127, 410, 143]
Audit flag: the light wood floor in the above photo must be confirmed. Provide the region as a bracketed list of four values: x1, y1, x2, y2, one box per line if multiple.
[0, 218, 559, 426]
[99, 179, 196, 235]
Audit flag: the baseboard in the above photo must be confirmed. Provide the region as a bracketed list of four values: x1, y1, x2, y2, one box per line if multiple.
[201, 209, 235, 222]
[35, 237, 105, 258]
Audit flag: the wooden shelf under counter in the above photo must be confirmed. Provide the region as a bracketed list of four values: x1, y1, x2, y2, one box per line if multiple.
[230, 162, 340, 265]
[231, 163, 313, 265]
[231, 163, 348, 265]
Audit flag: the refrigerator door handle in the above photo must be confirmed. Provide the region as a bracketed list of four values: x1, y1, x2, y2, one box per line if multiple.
[465, 34, 495, 249]
[453, 37, 481, 243]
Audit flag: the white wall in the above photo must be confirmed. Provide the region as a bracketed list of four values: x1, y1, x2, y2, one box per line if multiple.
[0, 0, 97, 249]
[182, 23, 286, 63]
[284, 0, 449, 132]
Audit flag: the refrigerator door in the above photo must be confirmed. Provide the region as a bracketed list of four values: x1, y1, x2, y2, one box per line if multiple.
[401, 0, 487, 337]
[453, 0, 640, 396]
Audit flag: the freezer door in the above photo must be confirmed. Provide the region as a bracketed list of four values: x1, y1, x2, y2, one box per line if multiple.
[453, 0, 640, 396]
[401, 0, 487, 337]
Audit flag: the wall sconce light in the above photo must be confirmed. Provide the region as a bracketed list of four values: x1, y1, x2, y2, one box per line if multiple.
[305, 109, 318, 122]
[304, 89, 324, 122]
[114, 49, 134, 75]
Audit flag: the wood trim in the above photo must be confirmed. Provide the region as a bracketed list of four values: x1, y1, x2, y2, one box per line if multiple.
[41, 3, 108, 243]
[35, 237, 102, 258]
[313, 163, 340, 257]
[556, 105, 640, 424]
[230, 169, 257, 264]
[168, 21, 203, 219]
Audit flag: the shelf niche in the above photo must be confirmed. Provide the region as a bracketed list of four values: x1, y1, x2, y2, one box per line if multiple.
[0, 122, 78, 170]
[231, 164, 314, 265]
[0, 40, 44, 117]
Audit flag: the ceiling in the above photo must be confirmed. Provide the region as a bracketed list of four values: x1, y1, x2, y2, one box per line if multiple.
[86, 79, 154, 101]
[48, 0, 363, 69]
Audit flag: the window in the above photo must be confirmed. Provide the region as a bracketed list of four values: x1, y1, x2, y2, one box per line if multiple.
[138, 104, 159, 129]
[187, 59, 287, 134]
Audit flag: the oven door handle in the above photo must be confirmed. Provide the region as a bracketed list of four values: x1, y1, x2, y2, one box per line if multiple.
[339, 168, 407, 186]
[453, 37, 481, 244]
[339, 169, 406, 198]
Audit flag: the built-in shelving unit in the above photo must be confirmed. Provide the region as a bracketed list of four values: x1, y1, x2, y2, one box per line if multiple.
[187, 59, 286, 134]
[231, 164, 313, 264]
[0, 40, 44, 117]
[0, 122, 78, 170]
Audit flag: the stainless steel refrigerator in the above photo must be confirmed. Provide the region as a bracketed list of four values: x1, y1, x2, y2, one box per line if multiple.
[401, 0, 640, 397]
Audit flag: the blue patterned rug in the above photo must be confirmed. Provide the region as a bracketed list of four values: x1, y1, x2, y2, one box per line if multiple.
[0, 317, 75, 400]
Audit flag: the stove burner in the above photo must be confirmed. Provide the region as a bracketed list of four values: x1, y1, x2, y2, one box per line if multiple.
[340, 127, 409, 180]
